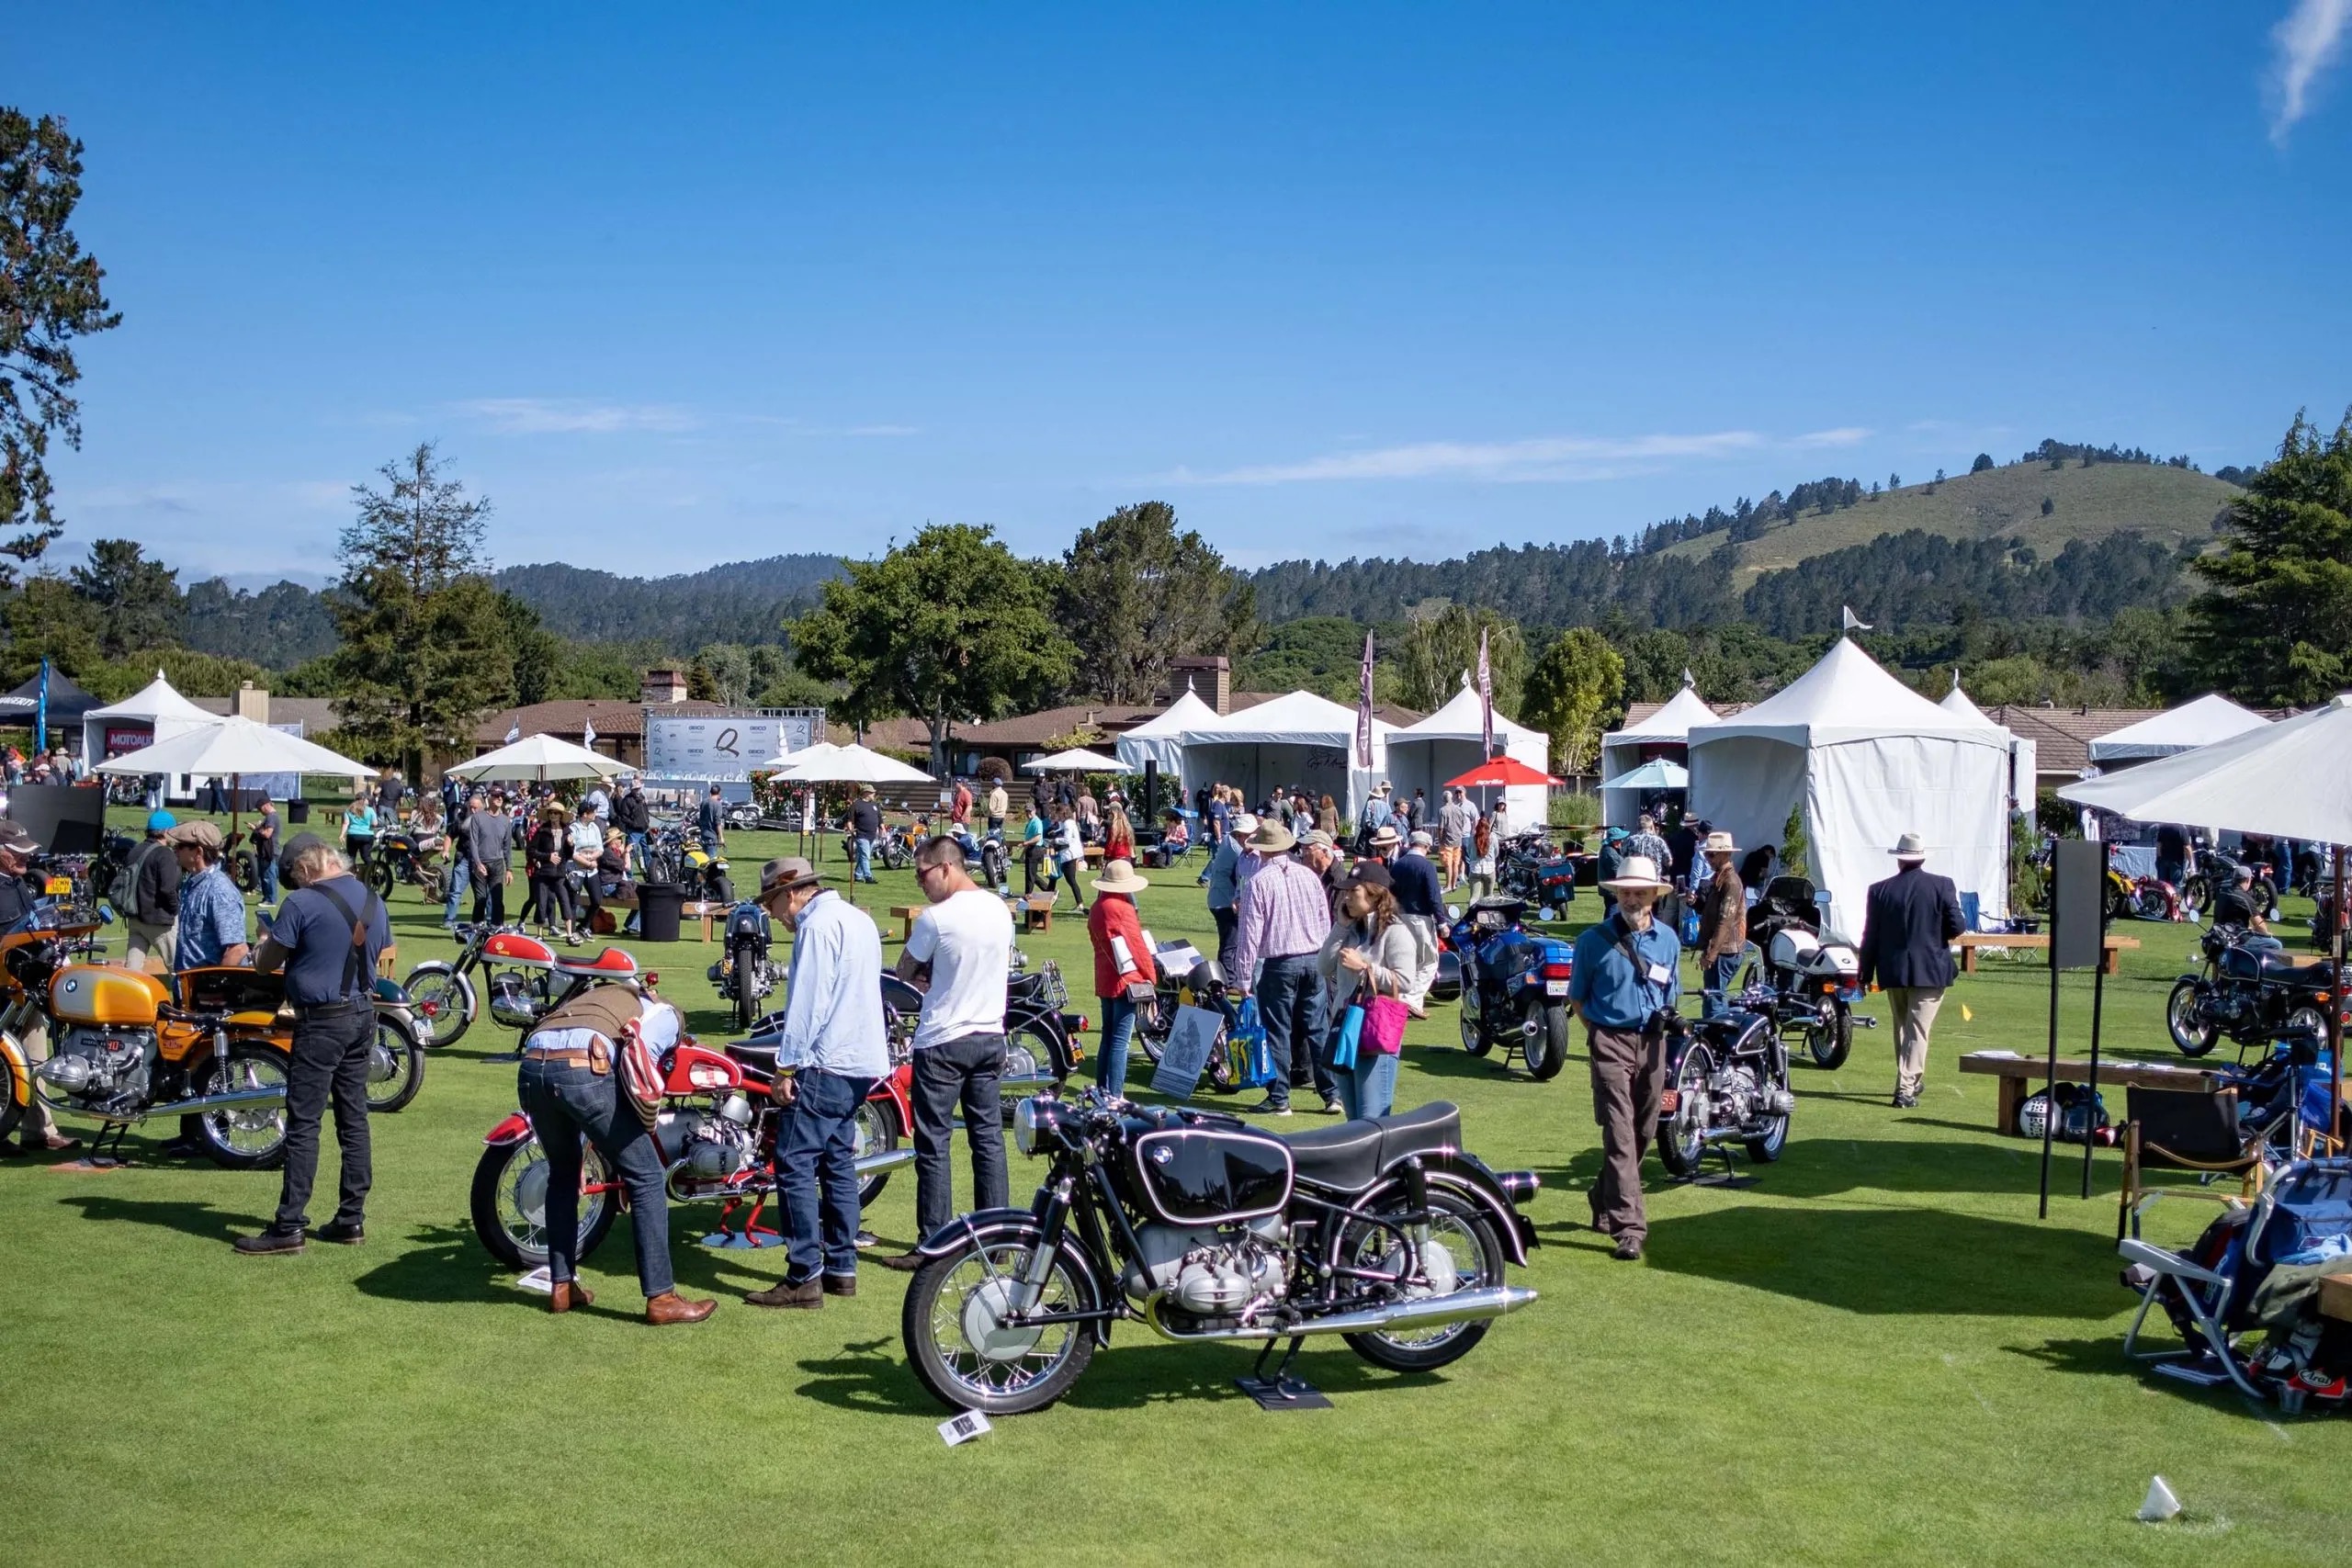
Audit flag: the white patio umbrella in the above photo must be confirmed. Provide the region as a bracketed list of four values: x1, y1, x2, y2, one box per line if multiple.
[769, 742, 932, 785]
[446, 732, 629, 784]
[752, 740, 839, 773]
[1601, 757, 1690, 791]
[1022, 747, 1133, 773]
[94, 714, 376, 835]
[2059, 693, 2352, 1141]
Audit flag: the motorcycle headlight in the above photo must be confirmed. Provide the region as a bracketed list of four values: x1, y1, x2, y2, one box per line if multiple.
[1013, 1096, 1058, 1158]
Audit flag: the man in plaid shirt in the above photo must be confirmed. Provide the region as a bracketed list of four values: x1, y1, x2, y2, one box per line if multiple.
[1626, 813, 1673, 880]
[1226, 817, 1337, 1116]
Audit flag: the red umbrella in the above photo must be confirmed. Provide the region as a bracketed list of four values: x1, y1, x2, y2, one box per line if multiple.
[1445, 757, 1561, 789]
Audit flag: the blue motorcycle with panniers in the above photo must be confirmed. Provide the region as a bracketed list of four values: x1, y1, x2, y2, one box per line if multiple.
[1448, 896, 1574, 1079]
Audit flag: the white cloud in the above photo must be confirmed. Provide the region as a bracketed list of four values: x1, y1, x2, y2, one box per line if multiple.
[1173, 431, 1767, 486]
[2269, 0, 2351, 145]
[456, 398, 698, 434]
[1791, 426, 1872, 449]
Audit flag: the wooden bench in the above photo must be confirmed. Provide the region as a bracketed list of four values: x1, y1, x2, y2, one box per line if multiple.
[1954, 931, 2140, 976]
[683, 899, 719, 942]
[2320, 1274, 2352, 1324]
[888, 905, 921, 942]
[1957, 1051, 2224, 1135]
[1022, 894, 1055, 933]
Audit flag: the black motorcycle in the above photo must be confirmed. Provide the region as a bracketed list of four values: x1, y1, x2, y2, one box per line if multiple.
[2167, 924, 2338, 1057]
[707, 899, 783, 1033]
[1655, 1000, 1796, 1176]
[899, 1090, 1540, 1414]
[2182, 850, 2280, 921]
[363, 829, 446, 902]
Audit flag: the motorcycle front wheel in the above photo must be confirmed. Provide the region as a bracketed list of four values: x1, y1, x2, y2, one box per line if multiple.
[1656, 1043, 1715, 1178]
[2133, 886, 2171, 922]
[470, 1136, 616, 1271]
[731, 940, 761, 1034]
[195, 1043, 292, 1169]
[901, 1237, 1097, 1415]
[1340, 1185, 1507, 1373]
[1804, 1003, 1852, 1070]
[228, 851, 258, 895]
[2166, 978, 2220, 1057]
[1459, 1002, 1492, 1057]
[880, 839, 910, 871]
[0, 1048, 25, 1145]
[1519, 996, 1568, 1080]
[366, 1016, 426, 1114]
[402, 962, 475, 1047]
[2181, 875, 2210, 914]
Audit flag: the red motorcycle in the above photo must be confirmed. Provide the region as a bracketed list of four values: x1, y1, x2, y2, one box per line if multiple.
[470, 983, 919, 1269]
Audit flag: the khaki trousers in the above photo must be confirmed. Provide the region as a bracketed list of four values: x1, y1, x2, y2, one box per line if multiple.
[15, 1018, 57, 1140]
[1887, 986, 1945, 1098]
[1586, 1024, 1665, 1243]
[126, 919, 177, 975]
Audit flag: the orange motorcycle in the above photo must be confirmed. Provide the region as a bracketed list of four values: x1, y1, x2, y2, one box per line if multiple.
[0, 919, 107, 1145]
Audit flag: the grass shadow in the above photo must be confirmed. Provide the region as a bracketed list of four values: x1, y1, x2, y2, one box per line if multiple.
[352, 1221, 532, 1306]
[56, 1192, 247, 1245]
[1642, 1205, 2121, 1318]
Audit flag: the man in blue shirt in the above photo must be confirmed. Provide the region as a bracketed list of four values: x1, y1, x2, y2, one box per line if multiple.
[1203, 811, 1257, 964]
[1568, 852, 1681, 1262]
[166, 822, 251, 971]
[744, 856, 889, 1309]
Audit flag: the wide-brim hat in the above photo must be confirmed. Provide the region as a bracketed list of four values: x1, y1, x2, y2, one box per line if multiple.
[756, 855, 821, 908]
[1601, 853, 1671, 891]
[1091, 858, 1149, 895]
[1702, 830, 1739, 855]
[1369, 824, 1400, 849]
[1890, 832, 1928, 860]
[1246, 818, 1297, 853]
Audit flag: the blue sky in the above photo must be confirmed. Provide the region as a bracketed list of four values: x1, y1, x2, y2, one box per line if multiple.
[9, 3, 2350, 582]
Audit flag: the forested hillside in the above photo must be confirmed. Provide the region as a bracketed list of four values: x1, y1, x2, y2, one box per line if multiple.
[491, 554, 844, 646]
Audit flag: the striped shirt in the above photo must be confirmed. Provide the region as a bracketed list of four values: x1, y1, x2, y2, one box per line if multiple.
[1227, 854, 1333, 991]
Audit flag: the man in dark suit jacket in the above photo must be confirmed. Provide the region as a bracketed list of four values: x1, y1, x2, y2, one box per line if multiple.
[1858, 831, 1964, 1109]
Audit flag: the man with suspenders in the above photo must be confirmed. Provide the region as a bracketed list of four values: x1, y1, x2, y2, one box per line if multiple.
[233, 835, 390, 1256]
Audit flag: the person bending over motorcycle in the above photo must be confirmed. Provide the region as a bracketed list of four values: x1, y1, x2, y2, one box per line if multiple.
[517, 974, 715, 1324]
[1568, 853, 1681, 1262]
[2212, 863, 2271, 938]
[743, 857, 889, 1310]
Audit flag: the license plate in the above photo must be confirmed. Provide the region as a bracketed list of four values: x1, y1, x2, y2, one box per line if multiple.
[1545, 980, 1569, 997]
[44, 877, 70, 896]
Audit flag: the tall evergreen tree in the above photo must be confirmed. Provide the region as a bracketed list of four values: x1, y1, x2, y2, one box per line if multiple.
[2186, 410, 2352, 705]
[1057, 502, 1252, 705]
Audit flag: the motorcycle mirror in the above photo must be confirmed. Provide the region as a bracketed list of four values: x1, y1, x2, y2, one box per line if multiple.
[1445, 904, 1461, 921]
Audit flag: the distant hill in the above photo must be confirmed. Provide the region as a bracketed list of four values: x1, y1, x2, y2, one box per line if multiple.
[492, 554, 845, 648]
[1659, 457, 2240, 583]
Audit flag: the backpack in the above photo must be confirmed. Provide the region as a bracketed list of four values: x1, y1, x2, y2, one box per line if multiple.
[108, 840, 160, 919]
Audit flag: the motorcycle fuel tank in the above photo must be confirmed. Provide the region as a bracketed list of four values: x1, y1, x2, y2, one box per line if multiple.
[1127, 1127, 1294, 1225]
[482, 931, 557, 968]
[49, 964, 168, 1027]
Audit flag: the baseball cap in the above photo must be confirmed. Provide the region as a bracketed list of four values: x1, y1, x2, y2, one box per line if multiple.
[146, 809, 176, 832]
[0, 821, 38, 856]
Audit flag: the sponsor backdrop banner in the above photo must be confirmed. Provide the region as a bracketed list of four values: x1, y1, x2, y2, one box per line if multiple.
[644, 712, 821, 785]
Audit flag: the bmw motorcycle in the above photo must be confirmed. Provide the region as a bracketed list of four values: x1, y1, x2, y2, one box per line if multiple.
[2167, 924, 2341, 1058]
[1654, 998, 1796, 1176]
[707, 899, 784, 1033]
[1447, 896, 1573, 1079]
[401, 923, 566, 1048]
[1743, 875, 1873, 1069]
[2182, 849, 2280, 921]
[899, 1090, 1541, 1415]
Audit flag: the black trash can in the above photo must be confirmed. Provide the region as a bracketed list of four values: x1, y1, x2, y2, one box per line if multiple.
[288, 799, 311, 824]
[637, 883, 685, 943]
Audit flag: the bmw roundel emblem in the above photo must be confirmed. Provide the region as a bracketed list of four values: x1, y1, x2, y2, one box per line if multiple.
[1149, 1145, 1173, 1165]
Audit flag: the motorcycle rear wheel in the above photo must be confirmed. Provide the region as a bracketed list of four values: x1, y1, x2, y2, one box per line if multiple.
[731, 939, 761, 1034]
[1804, 1005, 1852, 1071]
[2132, 886, 2170, 922]
[1656, 1043, 1715, 1178]
[1341, 1186, 1507, 1373]
[195, 1043, 292, 1169]
[854, 1098, 900, 1207]
[470, 1136, 616, 1272]
[901, 1238, 1096, 1415]
[402, 963, 474, 1047]
[1519, 997, 1568, 1081]
[2166, 978, 2220, 1057]
[365, 1016, 426, 1114]
[228, 851, 258, 895]
[2181, 875, 2210, 914]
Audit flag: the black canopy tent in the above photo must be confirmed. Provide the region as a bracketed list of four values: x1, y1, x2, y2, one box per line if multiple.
[0, 670, 104, 749]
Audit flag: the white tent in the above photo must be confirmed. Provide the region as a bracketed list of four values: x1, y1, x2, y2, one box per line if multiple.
[1943, 679, 2039, 829]
[2087, 693, 2271, 766]
[1688, 638, 2012, 930]
[1600, 679, 1720, 827]
[2059, 694, 2352, 838]
[1114, 688, 1220, 785]
[83, 671, 229, 797]
[1174, 690, 1395, 818]
[1386, 679, 1553, 826]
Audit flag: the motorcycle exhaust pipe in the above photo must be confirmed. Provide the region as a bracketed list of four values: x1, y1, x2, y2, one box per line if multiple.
[1148, 1284, 1538, 1343]
[855, 1147, 916, 1177]
[47, 1085, 288, 1125]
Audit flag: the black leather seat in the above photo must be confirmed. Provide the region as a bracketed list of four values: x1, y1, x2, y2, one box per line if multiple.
[2257, 951, 2335, 986]
[1280, 1100, 1462, 1192]
[723, 1037, 781, 1070]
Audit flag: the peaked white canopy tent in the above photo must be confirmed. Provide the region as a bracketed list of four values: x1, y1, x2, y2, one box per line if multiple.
[1385, 680, 1552, 826]
[94, 715, 376, 829]
[82, 671, 217, 773]
[1170, 690, 1395, 818]
[1114, 688, 1221, 786]
[1600, 680, 1720, 827]
[1688, 638, 2013, 931]
[2086, 693, 2271, 767]
[1943, 678, 2039, 829]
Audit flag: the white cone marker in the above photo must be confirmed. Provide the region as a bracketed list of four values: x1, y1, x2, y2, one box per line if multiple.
[2138, 1475, 2182, 1523]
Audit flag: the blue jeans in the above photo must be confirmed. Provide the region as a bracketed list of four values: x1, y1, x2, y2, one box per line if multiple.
[853, 835, 875, 882]
[1333, 1032, 1400, 1121]
[1702, 954, 1743, 1020]
[1255, 953, 1329, 1110]
[516, 1056, 673, 1297]
[777, 1068, 876, 1283]
[441, 863, 464, 925]
[1094, 995, 1138, 1099]
[259, 857, 280, 907]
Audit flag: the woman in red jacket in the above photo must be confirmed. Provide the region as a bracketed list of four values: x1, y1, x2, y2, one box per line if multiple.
[1086, 859, 1158, 1098]
[1102, 806, 1136, 864]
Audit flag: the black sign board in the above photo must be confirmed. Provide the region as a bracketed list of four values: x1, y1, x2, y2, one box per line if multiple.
[2050, 839, 2105, 971]
[6, 782, 106, 855]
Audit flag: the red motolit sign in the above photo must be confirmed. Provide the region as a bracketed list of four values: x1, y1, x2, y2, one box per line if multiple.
[105, 728, 153, 755]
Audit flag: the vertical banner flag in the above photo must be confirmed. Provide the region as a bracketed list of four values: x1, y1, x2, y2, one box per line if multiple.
[1354, 633, 1375, 770]
[1477, 629, 1494, 760]
[505, 723, 522, 743]
[34, 656, 49, 756]
[582, 717, 597, 749]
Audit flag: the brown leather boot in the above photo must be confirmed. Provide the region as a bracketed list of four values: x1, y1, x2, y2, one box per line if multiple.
[645, 1291, 717, 1325]
[548, 1280, 594, 1314]
[744, 1278, 822, 1309]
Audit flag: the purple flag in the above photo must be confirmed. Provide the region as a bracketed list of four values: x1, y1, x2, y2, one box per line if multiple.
[1477, 628, 1494, 759]
[1355, 632, 1375, 769]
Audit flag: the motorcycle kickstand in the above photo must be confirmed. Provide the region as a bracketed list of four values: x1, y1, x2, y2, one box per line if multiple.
[1236, 1335, 1329, 1411]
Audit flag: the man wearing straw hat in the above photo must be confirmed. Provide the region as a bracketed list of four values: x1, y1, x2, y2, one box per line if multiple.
[1693, 830, 1746, 1019]
[1569, 852, 1680, 1260]
[1859, 831, 1963, 1109]
[1227, 816, 1338, 1117]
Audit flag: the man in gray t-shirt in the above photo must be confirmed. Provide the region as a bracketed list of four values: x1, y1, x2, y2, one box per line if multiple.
[463, 796, 513, 925]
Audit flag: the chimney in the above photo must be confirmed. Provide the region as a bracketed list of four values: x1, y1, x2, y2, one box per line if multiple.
[1170, 655, 1231, 715]
[641, 667, 689, 705]
[233, 681, 270, 724]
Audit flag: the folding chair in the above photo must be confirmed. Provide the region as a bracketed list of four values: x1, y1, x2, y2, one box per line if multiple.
[2117, 1085, 2267, 1242]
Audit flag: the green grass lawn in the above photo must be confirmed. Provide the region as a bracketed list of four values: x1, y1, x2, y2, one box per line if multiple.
[5, 811, 2349, 1566]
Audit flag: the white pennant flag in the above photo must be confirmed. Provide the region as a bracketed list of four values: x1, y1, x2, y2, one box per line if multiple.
[1841, 604, 1872, 632]
[582, 717, 597, 748]
[504, 723, 522, 743]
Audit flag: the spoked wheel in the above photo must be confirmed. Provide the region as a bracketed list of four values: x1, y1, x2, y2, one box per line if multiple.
[470, 1135, 616, 1271]
[1656, 1043, 1715, 1178]
[2182, 875, 2211, 915]
[1340, 1184, 1507, 1373]
[228, 851, 258, 895]
[365, 1017, 425, 1113]
[1804, 1003, 1852, 1070]
[2288, 1005, 2327, 1042]
[2134, 886, 2171, 922]
[2167, 979, 2220, 1057]
[901, 1237, 1097, 1415]
[1459, 1004, 1492, 1057]
[854, 1098, 900, 1206]
[195, 1043, 292, 1169]
[1744, 1068, 1792, 1163]
[0, 1048, 25, 1145]
[402, 964, 474, 1047]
